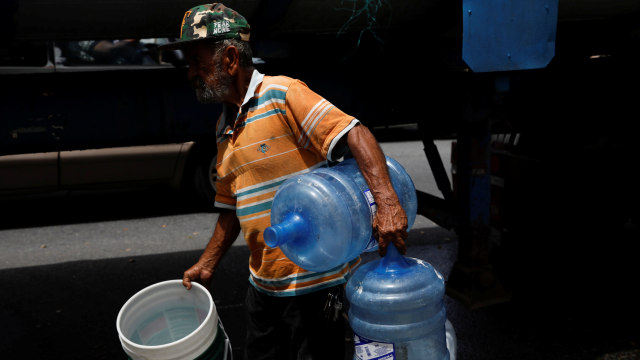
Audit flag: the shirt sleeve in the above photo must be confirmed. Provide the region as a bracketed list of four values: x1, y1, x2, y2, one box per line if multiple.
[213, 113, 237, 210]
[214, 183, 236, 210]
[214, 160, 237, 209]
[284, 80, 359, 161]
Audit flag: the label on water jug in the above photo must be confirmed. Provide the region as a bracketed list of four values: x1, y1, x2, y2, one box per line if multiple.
[362, 189, 379, 252]
[363, 189, 377, 222]
[353, 332, 395, 360]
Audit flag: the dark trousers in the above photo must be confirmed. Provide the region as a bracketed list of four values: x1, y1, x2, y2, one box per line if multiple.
[243, 285, 346, 360]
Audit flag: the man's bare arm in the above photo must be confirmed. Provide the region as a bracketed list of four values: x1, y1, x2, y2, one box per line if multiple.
[183, 209, 241, 289]
[347, 123, 408, 256]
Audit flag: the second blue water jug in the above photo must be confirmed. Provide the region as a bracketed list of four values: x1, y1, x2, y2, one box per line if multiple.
[346, 244, 450, 360]
[264, 156, 417, 272]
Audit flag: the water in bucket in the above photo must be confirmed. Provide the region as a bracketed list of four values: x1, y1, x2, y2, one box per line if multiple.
[128, 305, 208, 346]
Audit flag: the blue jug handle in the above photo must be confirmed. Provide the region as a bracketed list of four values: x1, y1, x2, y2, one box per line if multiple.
[375, 243, 411, 274]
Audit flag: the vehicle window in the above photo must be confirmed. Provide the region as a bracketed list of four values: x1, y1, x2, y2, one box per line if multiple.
[0, 41, 49, 67]
[54, 38, 184, 67]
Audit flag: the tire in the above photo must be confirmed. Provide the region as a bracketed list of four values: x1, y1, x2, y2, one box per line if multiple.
[184, 142, 217, 210]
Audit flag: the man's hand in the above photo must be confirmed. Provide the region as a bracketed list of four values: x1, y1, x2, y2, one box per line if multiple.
[374, 195, 409, 256]
[183, 261, 215, 290]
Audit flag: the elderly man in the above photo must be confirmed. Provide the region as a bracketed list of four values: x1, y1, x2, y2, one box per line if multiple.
[161, 3, 408, 359]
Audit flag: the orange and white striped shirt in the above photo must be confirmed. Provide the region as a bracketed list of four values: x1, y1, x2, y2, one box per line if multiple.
[214, 70, 360, 296]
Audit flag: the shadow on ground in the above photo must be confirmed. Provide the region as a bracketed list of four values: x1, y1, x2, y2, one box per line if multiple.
[0, 246, 249, 359]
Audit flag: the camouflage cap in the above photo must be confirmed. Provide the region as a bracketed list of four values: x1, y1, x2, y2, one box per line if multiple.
[160, 3, 250, 51]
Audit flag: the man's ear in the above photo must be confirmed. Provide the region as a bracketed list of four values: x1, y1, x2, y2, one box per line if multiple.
[224, 45, 240, 76]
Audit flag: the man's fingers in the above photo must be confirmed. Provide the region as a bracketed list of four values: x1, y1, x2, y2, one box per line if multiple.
[183, 269, 197, 290]
[183, 276, 193, 290]
[378, 239, 388, 256]
[376, 228, 408, 256]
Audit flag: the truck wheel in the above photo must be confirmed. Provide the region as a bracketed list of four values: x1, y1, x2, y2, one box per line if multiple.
[185, 143, 217, 210]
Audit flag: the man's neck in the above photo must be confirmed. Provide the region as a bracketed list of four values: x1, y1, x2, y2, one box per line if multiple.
[227, 67, 254, 108]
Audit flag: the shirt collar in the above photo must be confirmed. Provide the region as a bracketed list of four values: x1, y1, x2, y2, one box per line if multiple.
[218, 69, 264, 137]
[242, 69, 265, 107]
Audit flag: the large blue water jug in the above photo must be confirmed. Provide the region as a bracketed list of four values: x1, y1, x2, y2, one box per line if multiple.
[346, 244, 450, 360]
[264, 156, 417, 272]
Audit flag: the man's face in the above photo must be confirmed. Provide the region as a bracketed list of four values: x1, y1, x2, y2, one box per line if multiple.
[185, 42, 232, 104]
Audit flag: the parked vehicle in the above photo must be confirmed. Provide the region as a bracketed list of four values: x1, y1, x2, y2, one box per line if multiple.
[0, 34, 222, 205]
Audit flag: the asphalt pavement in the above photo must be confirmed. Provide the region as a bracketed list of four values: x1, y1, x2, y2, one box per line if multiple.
[2, 191, 639, 360]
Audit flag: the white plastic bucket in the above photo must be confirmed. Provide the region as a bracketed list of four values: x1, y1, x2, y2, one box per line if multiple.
[116, 280, 227, 360]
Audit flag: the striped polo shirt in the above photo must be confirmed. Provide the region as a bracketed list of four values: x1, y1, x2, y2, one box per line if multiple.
[214, 70, 360, 296]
